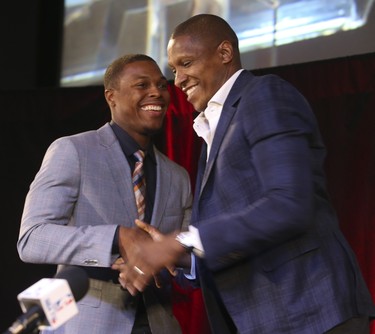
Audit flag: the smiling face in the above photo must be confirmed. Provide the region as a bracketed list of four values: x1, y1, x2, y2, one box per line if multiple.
[167, 35, 228, 112]
[105, 60, 170, 147]
[167, 14, 241, 112]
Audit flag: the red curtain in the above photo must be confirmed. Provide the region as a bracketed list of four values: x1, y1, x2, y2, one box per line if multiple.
[160, 53, 375, 333]
[155, 85, 210, 333]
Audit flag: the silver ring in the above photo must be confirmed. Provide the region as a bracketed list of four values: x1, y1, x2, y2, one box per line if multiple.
[133, 265, 145, 276]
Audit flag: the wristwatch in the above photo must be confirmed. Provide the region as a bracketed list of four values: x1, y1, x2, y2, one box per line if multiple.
[176, 232, 194, 252]
[175, 231, 204, 258]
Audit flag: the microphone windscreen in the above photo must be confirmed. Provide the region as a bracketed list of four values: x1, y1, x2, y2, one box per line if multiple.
[55, 266, 89, 302]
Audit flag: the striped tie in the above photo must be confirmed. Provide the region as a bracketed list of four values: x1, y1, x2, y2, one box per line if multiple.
[133, 150, 146, 221]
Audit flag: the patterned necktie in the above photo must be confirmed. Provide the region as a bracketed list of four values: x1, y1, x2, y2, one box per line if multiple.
[132, 150, 146, 221]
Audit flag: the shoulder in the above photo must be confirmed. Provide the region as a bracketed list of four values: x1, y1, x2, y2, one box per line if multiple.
[232, 70, 308, 108]
[52, 123, 113, 147]
[236, 70, 293, 91]
[45, 123, 113, 160]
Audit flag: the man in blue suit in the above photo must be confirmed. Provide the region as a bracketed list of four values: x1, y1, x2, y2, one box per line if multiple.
[117, 15, 375, 333]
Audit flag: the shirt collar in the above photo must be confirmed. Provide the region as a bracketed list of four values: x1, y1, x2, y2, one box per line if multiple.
[109, 121, 155, 163]
[208, 69, 244, 107]
[193, 69, 244, 136]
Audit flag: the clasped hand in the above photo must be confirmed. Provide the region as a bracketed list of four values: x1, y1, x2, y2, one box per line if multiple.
[112, 220, 184, 295]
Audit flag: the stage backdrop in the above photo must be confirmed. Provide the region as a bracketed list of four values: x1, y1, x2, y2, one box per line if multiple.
[1, 52, 374, 333]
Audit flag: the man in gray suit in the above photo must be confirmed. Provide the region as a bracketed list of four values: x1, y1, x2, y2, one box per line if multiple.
[17, 54, 192, 334]
[115, 15, 375, 334]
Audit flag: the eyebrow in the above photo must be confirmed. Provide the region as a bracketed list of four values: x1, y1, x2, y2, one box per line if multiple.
[133, 75, 168, 81]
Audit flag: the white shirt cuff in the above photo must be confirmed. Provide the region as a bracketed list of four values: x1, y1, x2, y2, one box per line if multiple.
[183, 253, 196, 280]
[176, 225, 204, 257]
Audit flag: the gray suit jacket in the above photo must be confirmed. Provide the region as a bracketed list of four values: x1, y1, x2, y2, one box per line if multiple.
[18, 123, 192, 334]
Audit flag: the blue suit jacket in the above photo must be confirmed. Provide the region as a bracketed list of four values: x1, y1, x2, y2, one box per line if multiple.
[193, 71, 375, 333]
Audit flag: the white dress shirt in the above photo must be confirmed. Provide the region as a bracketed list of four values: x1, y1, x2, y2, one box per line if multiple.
[178, 70, 245, 268]
[193, 69, 244, 160]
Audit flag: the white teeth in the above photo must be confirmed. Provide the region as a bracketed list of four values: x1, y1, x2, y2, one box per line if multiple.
[141, 105, 162, 111]
[186, 86, 196, 96]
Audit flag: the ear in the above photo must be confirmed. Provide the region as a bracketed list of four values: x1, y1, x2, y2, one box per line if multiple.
[104, 89, 115, 107]
[217, 40, 233, 64]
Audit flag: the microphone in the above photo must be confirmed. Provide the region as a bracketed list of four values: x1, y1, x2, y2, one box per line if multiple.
[4, 266, 89, 334]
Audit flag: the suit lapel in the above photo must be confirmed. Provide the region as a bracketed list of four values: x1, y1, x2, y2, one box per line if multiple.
[98, 124, 137, 224]
[200, 104, 237, 197]
[191, 145, 207, 225]
[151, 149, 170, 229]
[199, 71, 251, 198]
[199, 106, 241, 197]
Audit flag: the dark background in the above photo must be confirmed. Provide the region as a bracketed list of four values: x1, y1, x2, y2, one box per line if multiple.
[0, 1, 64, 90]
[0, 2, 109, 330]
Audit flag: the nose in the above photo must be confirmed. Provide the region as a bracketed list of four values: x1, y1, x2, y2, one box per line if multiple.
[174, 71, 186, 89]
[148, 84, 162, 97]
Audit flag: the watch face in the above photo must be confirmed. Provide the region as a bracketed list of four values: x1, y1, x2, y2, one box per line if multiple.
[176, 231, 204, 257]
[176, 234, 193, 252]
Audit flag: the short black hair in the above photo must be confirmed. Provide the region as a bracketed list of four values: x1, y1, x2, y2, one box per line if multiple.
[171, 14, 238, 51]
[104, 54, 157, 90]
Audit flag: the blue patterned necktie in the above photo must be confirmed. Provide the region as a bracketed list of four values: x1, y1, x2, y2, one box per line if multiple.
[132, 150, 146, 221]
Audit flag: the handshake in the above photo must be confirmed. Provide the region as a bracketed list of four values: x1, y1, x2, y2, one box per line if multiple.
[112, 220, 188, 295]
